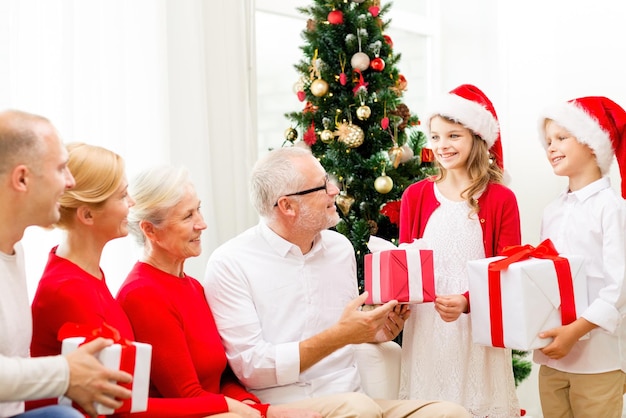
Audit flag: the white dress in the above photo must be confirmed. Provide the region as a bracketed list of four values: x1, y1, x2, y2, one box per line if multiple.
[399, 185, 520, 418]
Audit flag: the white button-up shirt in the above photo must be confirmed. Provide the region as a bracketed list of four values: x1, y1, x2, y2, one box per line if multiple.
[534, 177, 626, 373]
[203, 222, 361, 404]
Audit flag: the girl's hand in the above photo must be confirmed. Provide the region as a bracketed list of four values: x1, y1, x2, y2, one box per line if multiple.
[434, 294, 467, 322]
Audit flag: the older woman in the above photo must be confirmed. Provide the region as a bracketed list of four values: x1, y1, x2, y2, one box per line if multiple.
[116, 165, 318, 418]
[29, 144, 243, 418]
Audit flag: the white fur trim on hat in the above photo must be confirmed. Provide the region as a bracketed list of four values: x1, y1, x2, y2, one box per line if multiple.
[425, 94, 499, 148]
[538, 101, 613, 174]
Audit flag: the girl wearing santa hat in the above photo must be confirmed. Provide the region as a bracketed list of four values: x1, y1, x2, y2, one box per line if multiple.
[398, 84, 521, 417]
[535, 96, 626, 418]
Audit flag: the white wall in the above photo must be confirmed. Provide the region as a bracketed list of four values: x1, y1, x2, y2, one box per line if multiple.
[439, 1, 626, 416]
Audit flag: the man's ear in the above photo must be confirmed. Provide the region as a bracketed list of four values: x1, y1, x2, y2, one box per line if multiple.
[11, 165, 30, 192]
[275, 197, 297, 217]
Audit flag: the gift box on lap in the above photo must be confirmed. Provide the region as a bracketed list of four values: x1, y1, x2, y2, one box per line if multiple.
[364, 236, 435, 304]
[58, 323, 152, 415]
[467, 239, 588, 350]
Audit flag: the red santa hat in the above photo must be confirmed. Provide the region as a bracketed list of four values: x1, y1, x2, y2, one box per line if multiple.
[537, 96, 626, 198]
[426, 84, 504, 170]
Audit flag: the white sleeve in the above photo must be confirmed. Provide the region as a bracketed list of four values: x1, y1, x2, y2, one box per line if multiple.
[0, 354, 70, 401]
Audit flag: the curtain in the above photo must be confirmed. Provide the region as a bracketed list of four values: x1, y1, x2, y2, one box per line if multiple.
[0, 0, 257, 296]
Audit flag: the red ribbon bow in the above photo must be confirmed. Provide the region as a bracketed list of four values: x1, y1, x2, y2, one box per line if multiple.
[58, 322, 136, 412]
[58, 322, 132, 346]
[487, 239, 577, 348]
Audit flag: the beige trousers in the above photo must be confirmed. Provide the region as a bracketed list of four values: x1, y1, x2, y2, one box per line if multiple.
[539, 365, 626, 418]
[279, 392, 470, 418]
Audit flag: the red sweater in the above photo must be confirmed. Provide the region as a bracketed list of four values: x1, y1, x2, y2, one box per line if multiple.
[29, 247, 257, 418]
[117, 262, 266, 417]
[399, 179, 521, 257]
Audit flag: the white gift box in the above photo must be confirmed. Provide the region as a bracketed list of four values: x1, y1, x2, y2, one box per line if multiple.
[60, 337, 152, 414]
[467, 254, 588, 350]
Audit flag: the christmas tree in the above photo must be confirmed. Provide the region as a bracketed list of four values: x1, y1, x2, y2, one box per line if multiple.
[284, 0, 433, 291]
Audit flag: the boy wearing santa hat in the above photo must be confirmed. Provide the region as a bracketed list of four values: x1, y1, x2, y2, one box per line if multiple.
[535, 96, 626, 418]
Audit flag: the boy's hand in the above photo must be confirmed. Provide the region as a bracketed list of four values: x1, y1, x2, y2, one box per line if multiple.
[539, 317, 597, 359]
[538, 325, 578, 359]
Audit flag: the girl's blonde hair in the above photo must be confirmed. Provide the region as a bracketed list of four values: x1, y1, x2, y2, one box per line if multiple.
[57, 142, 125, 229]
[432, 116, 503, 215]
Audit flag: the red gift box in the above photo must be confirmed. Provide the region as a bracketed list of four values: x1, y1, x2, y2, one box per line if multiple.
[364, 248, 435, 304]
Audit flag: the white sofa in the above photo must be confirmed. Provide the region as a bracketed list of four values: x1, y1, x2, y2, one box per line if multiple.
[354, 341, 402, 399]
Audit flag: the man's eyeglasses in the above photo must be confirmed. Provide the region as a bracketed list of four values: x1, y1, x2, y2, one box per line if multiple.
[274, 174, 332, 207]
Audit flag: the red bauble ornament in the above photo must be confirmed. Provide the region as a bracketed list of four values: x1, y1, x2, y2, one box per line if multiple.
[368, 6, 380, 17]
[370, 57, 385, 71]
[381, 116, 389, 130]
[327, 10, 343, 24]
[339, 72, 347, 86]
[383, 35, 393, 48]
[297, 91, 306, 102]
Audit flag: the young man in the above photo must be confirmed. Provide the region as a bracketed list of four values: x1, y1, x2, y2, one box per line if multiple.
[204, 146, 470, 418]
[0, 110, 133, 418]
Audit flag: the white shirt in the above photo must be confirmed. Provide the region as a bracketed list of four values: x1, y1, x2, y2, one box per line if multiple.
[203, 222, 361, 404]
[0, 243, 69, 417]
[534, 177, 626, 373]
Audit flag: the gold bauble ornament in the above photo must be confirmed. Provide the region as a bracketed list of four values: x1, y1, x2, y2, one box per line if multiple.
[356, 105, 371, 121]
[310, 79, 329, 97]
[350, 52, 370, 71]
[374, 174, 393, 194]
[335, 122, 364, 148]
[284, 127, 298, 142]
[320, 129, 334, 144]
[335, 192, 355, 215]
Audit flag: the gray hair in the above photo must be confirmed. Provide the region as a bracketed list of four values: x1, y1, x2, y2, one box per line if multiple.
[250, 147, 311, 219]
[128, 164, 193, 245]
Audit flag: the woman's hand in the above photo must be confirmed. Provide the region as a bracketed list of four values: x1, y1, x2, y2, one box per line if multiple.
[434, 294, 467, 322]
[225, 398, 262, 418]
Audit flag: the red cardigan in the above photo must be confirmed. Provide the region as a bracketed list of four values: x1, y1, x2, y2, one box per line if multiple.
[399, 179, 521, 257]
[399, 179, 521, 310]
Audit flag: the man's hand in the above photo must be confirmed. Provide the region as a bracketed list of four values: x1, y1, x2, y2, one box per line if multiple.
[434, 294, 467, 322]
[299, 292, 399, 372]
[64, 337, 133, 418]
[375, 304, 411, 342]
[337, 292, 399, 343]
